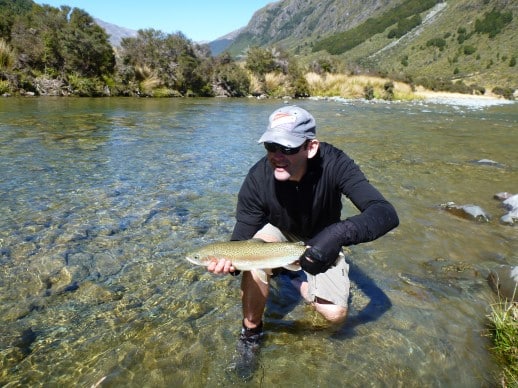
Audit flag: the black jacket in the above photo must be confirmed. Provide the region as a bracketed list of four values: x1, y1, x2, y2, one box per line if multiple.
[231, 142, 399, 245]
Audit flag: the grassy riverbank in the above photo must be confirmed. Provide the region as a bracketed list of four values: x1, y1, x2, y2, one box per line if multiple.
[249, 71, 514, 102]
[487, 299, 518, 387]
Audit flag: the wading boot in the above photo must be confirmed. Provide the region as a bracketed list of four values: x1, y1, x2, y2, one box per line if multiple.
[233, 320, 264, 381]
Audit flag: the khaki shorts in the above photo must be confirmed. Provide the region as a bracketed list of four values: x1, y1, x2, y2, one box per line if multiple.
[254, 223, 350, 308]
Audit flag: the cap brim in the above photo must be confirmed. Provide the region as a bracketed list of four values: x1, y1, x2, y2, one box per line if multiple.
[257, 130, 307, 148]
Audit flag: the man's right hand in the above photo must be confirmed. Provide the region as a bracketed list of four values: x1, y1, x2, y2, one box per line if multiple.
[207, 258, 236, 274]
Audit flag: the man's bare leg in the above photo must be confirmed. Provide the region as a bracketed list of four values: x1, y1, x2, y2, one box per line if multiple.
[296, 278, 348, 324]
[241, 270, 269, 329]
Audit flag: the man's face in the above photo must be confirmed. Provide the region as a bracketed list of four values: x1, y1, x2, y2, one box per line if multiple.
[264, 140, 318, 182]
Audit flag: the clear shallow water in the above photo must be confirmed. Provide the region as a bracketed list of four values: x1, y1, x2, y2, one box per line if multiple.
[0, 97, 517, 387]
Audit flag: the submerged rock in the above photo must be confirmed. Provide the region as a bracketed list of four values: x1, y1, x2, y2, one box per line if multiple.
[470, 159, 506, 168]
[494, 192, 513, 201]
[441, 202, 490, 222]
[495, 193, 518, 225]
[487, 265, 518, 301]
[502, 194, 518, 211]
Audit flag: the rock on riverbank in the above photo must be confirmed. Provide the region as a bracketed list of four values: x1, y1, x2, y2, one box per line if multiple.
[488, 265, 518, 302]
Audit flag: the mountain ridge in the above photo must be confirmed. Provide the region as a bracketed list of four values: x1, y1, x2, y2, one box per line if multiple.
[221, 0, 517, 88]
[94, 18, 138, 47]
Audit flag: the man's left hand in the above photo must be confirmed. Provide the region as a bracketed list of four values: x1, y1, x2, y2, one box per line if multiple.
[299, 245, 340, 275]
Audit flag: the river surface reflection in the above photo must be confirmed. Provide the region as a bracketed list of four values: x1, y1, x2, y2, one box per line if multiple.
[0, 97, 516, 386]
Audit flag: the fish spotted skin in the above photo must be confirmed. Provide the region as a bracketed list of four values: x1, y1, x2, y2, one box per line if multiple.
[185, 240, 304, 280]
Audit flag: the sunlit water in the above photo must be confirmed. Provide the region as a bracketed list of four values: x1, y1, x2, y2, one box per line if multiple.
[0, 97, 516, 387]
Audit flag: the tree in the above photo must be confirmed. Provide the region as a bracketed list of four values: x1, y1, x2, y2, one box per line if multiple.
[119, 30, 213, 96]
[245, 46, 278, 76]
[61, 8, 115, 77]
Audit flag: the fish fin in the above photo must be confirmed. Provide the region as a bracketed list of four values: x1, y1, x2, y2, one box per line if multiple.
[248, 238, 266, 243]
[252, 269, 270, 284]
[283, 263, 301, 271]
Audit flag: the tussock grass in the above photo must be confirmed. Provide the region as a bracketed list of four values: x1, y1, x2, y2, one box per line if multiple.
[0, 39, 15, 71]
[135, 65, 162, 94]
[486, 297, 518, 387]
[248, 73, 264, 95]
[264, 72, 290, 97]
[305, 72, 416, 100]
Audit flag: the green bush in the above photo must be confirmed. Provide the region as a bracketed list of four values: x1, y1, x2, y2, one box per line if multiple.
[415, 76, 483, 95]
[67, 74, 106, 96]
[426, 37, 446, 51]
[213, 62, 250, 97]
[0, 39, 15, 70]
[492, 86, 515, 100]
[463, 45, 476, 55]
[364, 84, 375, 100]
[471, 84, 485, 95]
[486, 300, 518, 386]
[383, 81, 395, 100]
[0, 79, 10, 94]
[313, 0, 437, 54]
[509, 56, 516, 67]
[387, 15, 422, 39]
[475, 9, 513, 38]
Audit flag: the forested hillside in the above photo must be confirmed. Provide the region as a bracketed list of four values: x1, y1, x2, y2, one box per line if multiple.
[0, 0, 254, 97]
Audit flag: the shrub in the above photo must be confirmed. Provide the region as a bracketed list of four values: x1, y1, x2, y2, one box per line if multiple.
[0, 39, 15, 70]
[492, 86, 515, 100]
[510, 56, 517, 67]
[463, 45, 477, 55]
[213, 62, 250, 97]
[475, 9, 513, 38]
[364, 84, 375, 100]
[426, 37, 446, 51]
[486, 300, 518, 387]
[471, 84, 486, 95]
[152, 87, 180, 97]
[0, 79, 10, 94]
[383, 81, 395, 100]
[67, 74, 106, 96]
[387, 15, 422, 39]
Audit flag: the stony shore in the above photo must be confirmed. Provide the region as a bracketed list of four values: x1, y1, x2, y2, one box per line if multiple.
[414, 89, 516, 107]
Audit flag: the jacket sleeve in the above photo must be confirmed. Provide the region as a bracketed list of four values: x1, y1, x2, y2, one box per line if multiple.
[333, 152, 399, 245]
[230, 166, 268, 241]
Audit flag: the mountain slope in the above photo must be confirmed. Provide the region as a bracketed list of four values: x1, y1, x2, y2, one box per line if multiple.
[94, 18, 137, 47]
[227, 0, 402, 55]
[224, 0, 517, 89]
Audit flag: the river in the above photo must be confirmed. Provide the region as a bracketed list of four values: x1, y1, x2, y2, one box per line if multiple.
[0, 97, 517, 386]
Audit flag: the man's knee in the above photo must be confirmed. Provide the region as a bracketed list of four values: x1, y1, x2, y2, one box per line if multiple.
[253, 232, 281, 243]
[314, 302, 347, 324]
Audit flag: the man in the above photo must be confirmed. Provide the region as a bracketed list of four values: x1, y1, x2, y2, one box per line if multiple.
[208, 105, 399, 348]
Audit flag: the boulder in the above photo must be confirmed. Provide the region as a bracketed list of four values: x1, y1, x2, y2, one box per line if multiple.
[441, 202, 490, 222]
[487, 265, 518, 301]
[495, 193, 518, 225]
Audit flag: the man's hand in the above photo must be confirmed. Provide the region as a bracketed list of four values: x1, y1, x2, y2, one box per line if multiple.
[206, 257, 237, 274]
[299, 246, 339, 275]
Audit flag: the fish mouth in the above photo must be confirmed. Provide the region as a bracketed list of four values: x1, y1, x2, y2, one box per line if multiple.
[185, 256, 198, 265]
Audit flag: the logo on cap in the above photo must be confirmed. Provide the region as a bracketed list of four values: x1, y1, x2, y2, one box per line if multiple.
[270, 112, 297, 129]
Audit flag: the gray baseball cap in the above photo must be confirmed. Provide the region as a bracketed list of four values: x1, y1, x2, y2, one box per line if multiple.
[258, 106, 316, 147]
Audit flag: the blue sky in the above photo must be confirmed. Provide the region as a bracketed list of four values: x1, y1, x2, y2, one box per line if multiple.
[33, 1, 276, 42]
